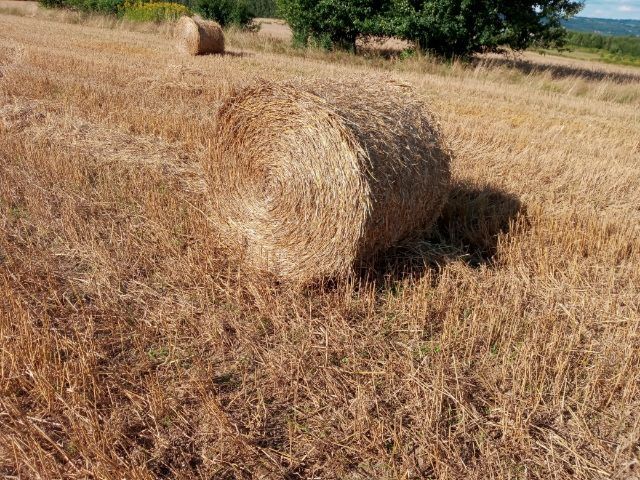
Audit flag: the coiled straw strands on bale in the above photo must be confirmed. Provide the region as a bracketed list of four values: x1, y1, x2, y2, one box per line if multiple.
[176, 16, 224, 55]
[206, 78, 452, 284]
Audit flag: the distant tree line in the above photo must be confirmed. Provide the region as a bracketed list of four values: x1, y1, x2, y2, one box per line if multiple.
[39, 0, 122, 14]
[565, 30, 640, 58]
[39, 0, 271, 26]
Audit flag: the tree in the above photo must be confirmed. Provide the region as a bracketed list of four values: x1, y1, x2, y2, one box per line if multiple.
[196, 0, 253, 27]
[277, 0, 584, 56]
[276, 0, 388, 50]
[383, 0, 584, 56]
[250, 0, 279, 17]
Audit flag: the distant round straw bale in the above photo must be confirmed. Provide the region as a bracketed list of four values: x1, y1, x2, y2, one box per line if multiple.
[176, 15, 224, 55]
[206, 78, 452, 283]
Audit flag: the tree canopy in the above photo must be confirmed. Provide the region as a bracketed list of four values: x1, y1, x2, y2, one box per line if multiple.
[277, 0, 585, 56]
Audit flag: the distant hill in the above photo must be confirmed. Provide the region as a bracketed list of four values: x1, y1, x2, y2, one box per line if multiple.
[563, 16, 640, 37]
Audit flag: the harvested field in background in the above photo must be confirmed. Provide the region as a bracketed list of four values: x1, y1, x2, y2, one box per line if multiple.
[1, 8, 639, 480]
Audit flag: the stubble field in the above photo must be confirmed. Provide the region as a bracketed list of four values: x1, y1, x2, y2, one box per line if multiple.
[1, 6, 640, 479]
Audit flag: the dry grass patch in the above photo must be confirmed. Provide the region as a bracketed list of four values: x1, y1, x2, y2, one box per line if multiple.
[1, 10, 639, 479]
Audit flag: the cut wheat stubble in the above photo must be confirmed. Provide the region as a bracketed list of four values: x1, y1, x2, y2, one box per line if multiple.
[205, 78, 452, 283]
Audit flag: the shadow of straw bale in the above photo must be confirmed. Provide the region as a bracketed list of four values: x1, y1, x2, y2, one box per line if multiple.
[365, 181, 525, 282]
[222, 50, 253, 58]
[475, 55, 640, 84]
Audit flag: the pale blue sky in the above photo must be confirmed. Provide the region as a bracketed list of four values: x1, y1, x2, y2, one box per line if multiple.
[580, 0, 640, 19]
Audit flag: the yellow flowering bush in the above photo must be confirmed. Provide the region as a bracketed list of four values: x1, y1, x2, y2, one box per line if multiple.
[123, 0, 190, 22]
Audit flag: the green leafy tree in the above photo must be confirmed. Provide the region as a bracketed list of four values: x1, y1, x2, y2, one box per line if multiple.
[276, 0, 387, 50]
[277, 0, 584, 56]
[250, 0, 278, 17]
[195, 0, 253, 26]
[379, 0, 584, 56]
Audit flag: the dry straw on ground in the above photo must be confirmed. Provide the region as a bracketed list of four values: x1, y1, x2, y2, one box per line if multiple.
[206, 78, 452, 283]
[175, 15, 224, 55]
[2, 9, 639, 479]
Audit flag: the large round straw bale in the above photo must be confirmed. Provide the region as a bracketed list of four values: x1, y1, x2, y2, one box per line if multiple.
[206, 78, 451, 283]
[176, 15, 224, 55]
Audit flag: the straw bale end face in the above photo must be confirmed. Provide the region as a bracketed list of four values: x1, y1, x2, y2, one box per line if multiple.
[176, 16, 224, 55]
[205, 78, 451, 284]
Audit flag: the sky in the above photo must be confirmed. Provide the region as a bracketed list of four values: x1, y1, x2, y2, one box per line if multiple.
[580, 0, 640, 19]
